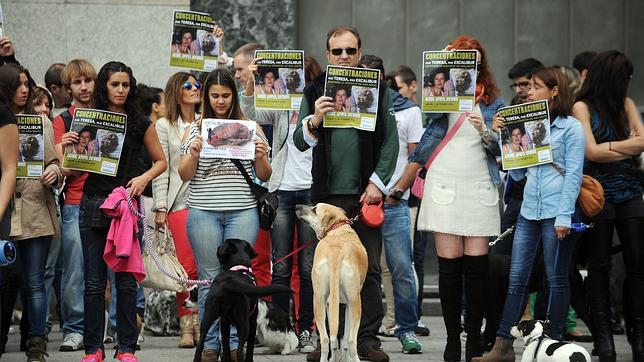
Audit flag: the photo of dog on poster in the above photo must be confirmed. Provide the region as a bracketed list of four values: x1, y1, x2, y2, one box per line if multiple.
[19, 134, 44, 162]
[96, 129, 124, 160]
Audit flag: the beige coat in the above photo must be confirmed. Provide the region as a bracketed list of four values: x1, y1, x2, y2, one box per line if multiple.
[152, 116, 193, 212]
[11, 115, 63, 241]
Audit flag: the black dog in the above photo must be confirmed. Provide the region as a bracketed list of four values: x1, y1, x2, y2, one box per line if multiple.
[193, 239, 291, 362]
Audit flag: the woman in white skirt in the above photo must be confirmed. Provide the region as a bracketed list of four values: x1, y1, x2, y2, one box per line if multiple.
[411, 35, 505, 362]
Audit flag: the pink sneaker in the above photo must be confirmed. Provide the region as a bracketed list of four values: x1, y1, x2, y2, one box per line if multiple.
[80, 351, 103, 362]
[115, 352, 139, 362]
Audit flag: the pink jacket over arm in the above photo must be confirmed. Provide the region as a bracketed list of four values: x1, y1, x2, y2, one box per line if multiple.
[100, 187, 146, 282]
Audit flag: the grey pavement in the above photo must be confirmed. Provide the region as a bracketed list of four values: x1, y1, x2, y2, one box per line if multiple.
[2, 316, 636, 361]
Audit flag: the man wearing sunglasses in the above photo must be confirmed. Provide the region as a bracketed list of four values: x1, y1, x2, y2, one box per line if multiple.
[294, 26, 399, 362]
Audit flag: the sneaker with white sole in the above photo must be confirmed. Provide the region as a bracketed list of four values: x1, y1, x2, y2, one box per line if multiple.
[400, 331, 422, 354]
[377, 324, 398, 337]
[60, 332, 84, 351]
[299, 330, 316, 353]
[415, 320, 430, 336]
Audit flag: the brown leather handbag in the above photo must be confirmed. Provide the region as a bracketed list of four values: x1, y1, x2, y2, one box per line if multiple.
[550, 163, 605, 217]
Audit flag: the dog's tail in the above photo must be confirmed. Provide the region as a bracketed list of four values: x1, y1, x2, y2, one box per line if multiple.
[224, 281, 292, 298]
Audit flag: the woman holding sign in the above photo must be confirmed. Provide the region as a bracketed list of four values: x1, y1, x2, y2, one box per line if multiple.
[79, 61, 166, 362]
[410, 36, 504, 362]
[475, 67, 585, 361]
[573, 51, 644, 362]
[0, 63, 62, 361]
[179, 68, 270, 361]
[152, 71, 201, 348]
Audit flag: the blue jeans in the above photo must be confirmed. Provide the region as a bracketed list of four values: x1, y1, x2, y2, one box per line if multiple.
[497, 216, 576, 340]
[269, 190, 315, 333]
[16, 236, 52, 337]
[60, 204, 85, 335]
[187, 207, 259, 351]
[80, 197, 138, 354]
[382, 200, 418, 336]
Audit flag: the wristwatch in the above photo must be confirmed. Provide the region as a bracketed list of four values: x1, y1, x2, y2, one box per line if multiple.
[479, 127, 491, 138]
[389, 188, 404, 200]
[307, 119, 320, 133]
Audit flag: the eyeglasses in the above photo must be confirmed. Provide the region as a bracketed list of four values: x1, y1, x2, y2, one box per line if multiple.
[182, 81, 202, 91]
[330, 47, 358, 56]
[510, 81, 531, 90]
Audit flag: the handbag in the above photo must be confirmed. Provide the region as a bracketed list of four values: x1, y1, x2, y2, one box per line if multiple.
[550, 163, 605, 218]
[411, 113, 469, 198]
[231, 159, 279, 230]
[139, 228, 189, 293]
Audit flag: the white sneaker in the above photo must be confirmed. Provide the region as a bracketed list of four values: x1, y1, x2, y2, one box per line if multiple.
[377, 324, 398, 337]
[298, 330, 316, 353]
[60, 332, 84, 351]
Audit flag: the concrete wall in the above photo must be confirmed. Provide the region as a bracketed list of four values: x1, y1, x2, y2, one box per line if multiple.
[296, 0, 644, 105]
[4, 0, 641, 105]
[2, 0, 190, 89]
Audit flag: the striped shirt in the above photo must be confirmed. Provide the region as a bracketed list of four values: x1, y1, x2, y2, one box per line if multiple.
[181, 121, 257, 211]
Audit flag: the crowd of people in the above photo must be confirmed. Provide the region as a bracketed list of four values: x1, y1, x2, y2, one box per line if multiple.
[0, 23, 642, 362]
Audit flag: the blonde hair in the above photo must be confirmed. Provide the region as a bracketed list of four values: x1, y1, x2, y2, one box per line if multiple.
[61, 59, 97, 87]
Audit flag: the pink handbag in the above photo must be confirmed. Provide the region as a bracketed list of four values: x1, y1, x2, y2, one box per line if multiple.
[411, 113, 468, 198]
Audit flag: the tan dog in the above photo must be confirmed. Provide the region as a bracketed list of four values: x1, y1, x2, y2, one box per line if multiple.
[296, 203, 368, 362]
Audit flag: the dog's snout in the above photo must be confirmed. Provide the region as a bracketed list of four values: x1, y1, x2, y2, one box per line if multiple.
[295, 205, 313, 219]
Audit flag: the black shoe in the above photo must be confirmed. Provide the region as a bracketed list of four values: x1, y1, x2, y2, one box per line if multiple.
[444, 336, 461, 362]
[564, 332, 593, 343]
[358, 345, 389, 362]
[415, 321, 431, 336]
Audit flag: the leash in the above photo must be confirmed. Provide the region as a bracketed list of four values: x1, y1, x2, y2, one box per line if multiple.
[272, 215, 359, 266]
[489, 225, 515, 246]
[125, 192, 212, 287]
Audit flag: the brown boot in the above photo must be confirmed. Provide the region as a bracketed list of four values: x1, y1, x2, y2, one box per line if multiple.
[201, 349, 219, 362]
[179, 315, 195, 348]
[192, 313, 201, 345]
[471, 337, 515, 362]
[26, 336, 48, 362]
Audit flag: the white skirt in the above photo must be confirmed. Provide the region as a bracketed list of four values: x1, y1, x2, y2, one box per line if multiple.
[417, 110, 500, 236]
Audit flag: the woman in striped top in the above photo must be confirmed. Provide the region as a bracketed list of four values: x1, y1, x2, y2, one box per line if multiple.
[572, 50, 644, 362]
[178, 69, 271, 361]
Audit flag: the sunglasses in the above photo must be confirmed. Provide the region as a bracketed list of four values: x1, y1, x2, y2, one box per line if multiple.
[182, 81, 202, 91]
[330, 47, 358, 56]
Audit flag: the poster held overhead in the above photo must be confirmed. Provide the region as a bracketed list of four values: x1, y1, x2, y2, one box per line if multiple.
[254, 50, 305, 111]
[421, 50, 477, 113]
[169, 10, 219, 72]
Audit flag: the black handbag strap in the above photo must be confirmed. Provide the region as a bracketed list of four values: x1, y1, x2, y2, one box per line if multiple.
[231, 159, 263, 199]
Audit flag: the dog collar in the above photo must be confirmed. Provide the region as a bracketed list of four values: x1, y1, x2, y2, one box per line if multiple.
[229, 265, 253, 273]
[322, 220, 352, 238]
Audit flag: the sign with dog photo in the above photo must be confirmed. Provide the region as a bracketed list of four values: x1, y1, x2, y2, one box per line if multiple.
[421, 50, 478, 113]
[323, 65, 380, 132]
[498, 100, 553, 170]
[62, 108, 127, 176]
[200, 118, 256, 160]
[169, 10, 219, 72]
[253, 50, 305, 111]
[16, 114, 44, 178]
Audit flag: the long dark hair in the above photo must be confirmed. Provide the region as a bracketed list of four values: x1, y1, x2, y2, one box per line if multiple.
[575, 50, 633, 140]
[0, 63, 34, 114]
[532, 67, 572, 121]
[201, 69, 243, 120]
[94, 61, 146, 135]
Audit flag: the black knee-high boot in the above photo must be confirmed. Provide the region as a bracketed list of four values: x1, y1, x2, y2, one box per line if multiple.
[464, 255, 489, 362]
[625, 278, 644, 362]
[439, 256, 464, 362]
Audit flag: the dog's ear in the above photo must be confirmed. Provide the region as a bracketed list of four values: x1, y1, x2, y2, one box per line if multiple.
[217, 239, 237, 264]
[522, 320, 536, 337]
[243, 240, 258, 259]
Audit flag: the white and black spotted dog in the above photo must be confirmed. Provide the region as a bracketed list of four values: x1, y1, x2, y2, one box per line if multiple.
[144, 289, 180, 336]
[184, 289, 298, 355]
[511, 320, 591, 362]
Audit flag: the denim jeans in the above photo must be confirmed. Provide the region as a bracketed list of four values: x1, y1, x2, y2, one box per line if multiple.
[269, 190, 315, 333]
[187, 207, 259, 351]
[60, 204, 85, 335]
[43, 232, 61, 334]
[382, 199, 418, 336]
[107, 270, 146, 332]
[80, 198, 138, 354]
[497, 216, 576, 340]
[16, 236, 52, 337]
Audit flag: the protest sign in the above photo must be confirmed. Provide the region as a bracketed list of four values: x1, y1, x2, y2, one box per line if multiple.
[323, 65, 380, 131]
[169, 10, 218, 72]
[422, 50, 477, 113]
[17, 114, 44, 178]
[200, 119, 256, 160]
[254, 50, 305, 111]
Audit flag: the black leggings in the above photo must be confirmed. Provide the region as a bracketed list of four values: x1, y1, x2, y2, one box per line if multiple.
[586, 214, 644, 327]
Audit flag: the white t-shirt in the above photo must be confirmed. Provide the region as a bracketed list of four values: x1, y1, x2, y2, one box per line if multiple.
[386, 106, 425, 200]
[279, 111, 313, 191]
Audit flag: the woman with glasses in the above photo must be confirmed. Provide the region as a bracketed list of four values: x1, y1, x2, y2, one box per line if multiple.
[80, 61, 166, 362]
[573, 50, 644, 362]
[152, 72, 201, 349]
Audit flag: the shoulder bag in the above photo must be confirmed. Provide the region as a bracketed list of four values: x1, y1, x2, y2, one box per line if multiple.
[231, 159, 279, 230]
[550, 163, 605, 218]
[411, 113, 468, 198]
[139, 228, 189, 293]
